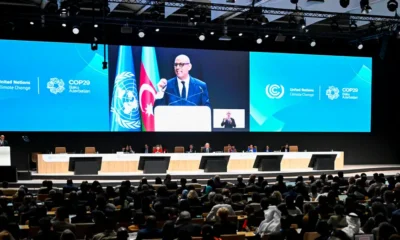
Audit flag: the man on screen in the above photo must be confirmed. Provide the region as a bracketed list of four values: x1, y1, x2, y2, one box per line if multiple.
[281, 143, 290, 152]
[221, 112, 236, 128]
[0, 135, 8, 146]
[154, 55, 210, 108]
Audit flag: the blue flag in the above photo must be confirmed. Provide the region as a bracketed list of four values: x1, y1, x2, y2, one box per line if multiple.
[110, 46, 141, 131]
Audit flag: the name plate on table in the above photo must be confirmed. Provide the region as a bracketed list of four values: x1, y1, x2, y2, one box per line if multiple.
[0, 147, 11, 166]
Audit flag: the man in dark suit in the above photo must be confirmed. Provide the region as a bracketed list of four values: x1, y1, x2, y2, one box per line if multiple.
[201, 143, 212, 153]
[221, 111, 236, 128]
[142, 144, 150, 153]
[0, 135, 8, 146]
[154, 55, 211, 108]
[281, 143, 290, 152]
[174, 211, 201, 237]
[136, 215, 162, 240]
[187, 144, 195, 153]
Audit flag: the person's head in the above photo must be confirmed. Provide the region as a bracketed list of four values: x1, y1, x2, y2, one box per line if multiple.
[156, 145, 160, 150]
[217, 207, 229, 221]
[334, 204, 345, 216]
[285, 143, 288, 147]
[144, 144, 148, 148]
[60, 229, 76, 240]
[276, 175, 284, 183]
[226, 112, 231, 118]
[177, 211, 191, 224]
[56, 207, 68, 220]
[189, 144, 193, 149]
[67, 179, 73, 186]
[384, 190, 395, 203]
[205, 143, 210, 148]
[237, 175, 243, 183]
[266, 145, 269, 149]
[145, 215, 157, 229]
[0, 135, 4, 141]
[155, 177, 162, 184]
[213, 194, 223, 204]
[378, 222, 397, 240]
[174, 54, 192, 79]
[338, 171, 344, 178]
[187, 190, 198, 199]
[117, 227, 129, 240]
[260, 197, 269, 210]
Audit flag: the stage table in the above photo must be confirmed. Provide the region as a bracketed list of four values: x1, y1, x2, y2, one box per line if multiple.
[37, 152, 344, 174]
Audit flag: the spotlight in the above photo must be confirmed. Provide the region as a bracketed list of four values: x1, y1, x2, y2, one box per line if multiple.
[30, 21, 34, 25]
[238, 32, 243, 36]
[138, 30, 145, 38]
[265, 34, 269, 38]
[292, 36, 296, 39]
[72, 26, 79, 34]
[210, 31, 214, 35]
[340, 0, 349, 7]
[256, 37, 262, 44]
[388, 0, 398, 11]
[357, 42, 363, 49]
[309, 39, 316, 47]
[349, 21, 357, 30]
[299, 18, 306, 29]
[94, 24, 98, 28]
[198, 33, 205, 41]
[155, 28, 159, 32]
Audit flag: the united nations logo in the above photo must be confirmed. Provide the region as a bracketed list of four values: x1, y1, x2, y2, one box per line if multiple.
[47, 78, 65, 94]
[265, 84, 284, 99]
[110, 72, 141, 129]
[326, 86, 339, 100]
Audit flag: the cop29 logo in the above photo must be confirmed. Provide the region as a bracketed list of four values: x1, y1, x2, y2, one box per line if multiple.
[265, 84, 284, 99]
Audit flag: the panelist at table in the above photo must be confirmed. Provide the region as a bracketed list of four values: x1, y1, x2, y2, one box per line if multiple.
[187, 144, 195, 153]
[247, 145, 257, 152]
[153, 145, 163, 153]
[154, 54, 211, 108]
[265, 145, 271, 152]
[0, 135, 8, 146]
[143, 144, 150, 153]
[201, 143, 212, 153]
[281, 143, 290, 152]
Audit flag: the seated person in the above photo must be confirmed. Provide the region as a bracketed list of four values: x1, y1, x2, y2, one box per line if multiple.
[153, 145, 163, 153]
[213, 207, 237, 237]
[247, 145, 256, 152]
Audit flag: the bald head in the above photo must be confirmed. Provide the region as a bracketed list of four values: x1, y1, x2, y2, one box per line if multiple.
[174, 54, 192, 79]
[175, 54, 190, 63]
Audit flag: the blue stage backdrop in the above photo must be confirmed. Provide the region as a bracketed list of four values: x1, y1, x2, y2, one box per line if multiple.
[0, 39, 109, 131]
[249, 52, 372, 132]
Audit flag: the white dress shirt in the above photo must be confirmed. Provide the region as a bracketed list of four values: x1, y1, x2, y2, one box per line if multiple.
[177, 76, 189, 99]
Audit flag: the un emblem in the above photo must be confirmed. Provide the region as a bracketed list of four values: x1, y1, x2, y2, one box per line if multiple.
[47, 78, 65, 94]
[110, 72, 141, 129]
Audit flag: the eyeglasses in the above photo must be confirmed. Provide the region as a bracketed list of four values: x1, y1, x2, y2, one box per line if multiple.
[174, 63, 190, 67]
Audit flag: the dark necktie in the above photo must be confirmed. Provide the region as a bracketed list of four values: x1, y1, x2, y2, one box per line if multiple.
[181, 81, 186, 99]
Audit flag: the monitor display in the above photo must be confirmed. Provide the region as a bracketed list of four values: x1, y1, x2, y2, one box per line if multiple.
[0, 40, 372, 132]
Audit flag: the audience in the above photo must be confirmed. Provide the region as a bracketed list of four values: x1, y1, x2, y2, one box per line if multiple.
[0, 172, 399, 240]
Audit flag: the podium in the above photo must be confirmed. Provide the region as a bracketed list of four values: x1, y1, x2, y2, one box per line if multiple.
[199, 155, 230, 172]
[154, 106, 211, 132]
[308, 154, 336, 170]
[253, 155, 283, 171]
[0, 147, 11, 166]
[138, 156, 170, 173]
[69, 157, 102, 175]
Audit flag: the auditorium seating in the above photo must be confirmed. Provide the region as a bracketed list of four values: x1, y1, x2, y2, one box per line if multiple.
[84, 147, 96, 154]
[55, 147, 66, 154]
[174, 146, 185, 153]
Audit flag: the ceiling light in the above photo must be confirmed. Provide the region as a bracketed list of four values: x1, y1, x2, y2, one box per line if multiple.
[94, 24, 98, 28]
[155, 28, 159, 32]
[72, 26, 79, 34]
[238, 32, 243, 36]
[210, 31, 214, 35]
[358, 42, 363, 49]
[265, 34, 269, 38]
[256, 37, 262, 44]
[138, 30, 145, 38]
[30, 21, 34, 25]
[62, 23, 67, 27]
[310, 39, 316, 47]
[198, 33, 205, 41]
